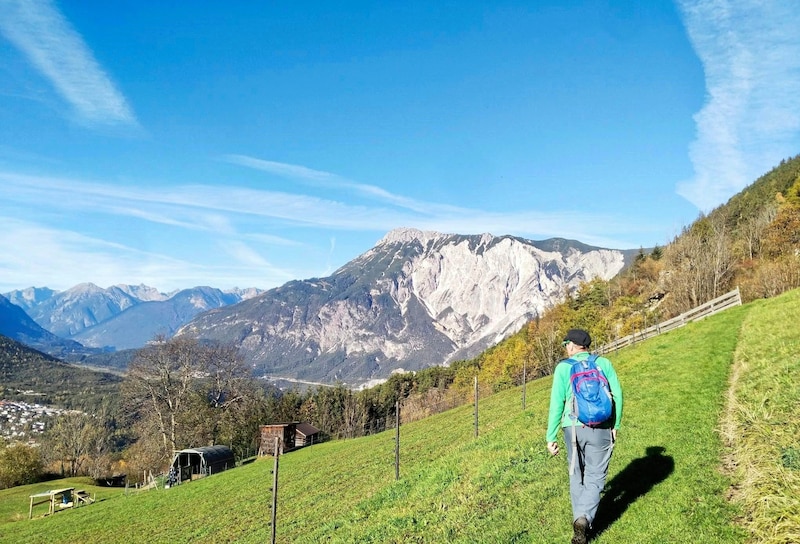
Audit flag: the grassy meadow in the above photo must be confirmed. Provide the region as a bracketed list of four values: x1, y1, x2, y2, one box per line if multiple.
[1, 288, 798, 543]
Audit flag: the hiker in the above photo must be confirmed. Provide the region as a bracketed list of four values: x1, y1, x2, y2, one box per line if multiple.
[546, 328, 623, 544]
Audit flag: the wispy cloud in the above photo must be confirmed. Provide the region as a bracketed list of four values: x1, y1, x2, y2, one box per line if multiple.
[0, 217, 179, 290]
[676, 0, 800, 211]
[1, 164, 662, 291]
[226, 155, 491, 215]
[0, 0, 138, 127]
[0, 216, 296, 292]
[223, 155, 344, 184]
[223, 156, 647, 247]
[1, 168, 643, 253]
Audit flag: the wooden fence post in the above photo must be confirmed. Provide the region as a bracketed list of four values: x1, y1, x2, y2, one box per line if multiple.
[474, 376, 479, 438]
[271, 436, 280, 544]
[522, 358, 527, 410]
[395, 400, 400, 481]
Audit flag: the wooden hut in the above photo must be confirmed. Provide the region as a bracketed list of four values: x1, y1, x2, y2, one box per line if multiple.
[258, 422, 320, 455]
[294, 422, 320, 447]
[170, 445, 235, 483]
[258, 423, 295, 456]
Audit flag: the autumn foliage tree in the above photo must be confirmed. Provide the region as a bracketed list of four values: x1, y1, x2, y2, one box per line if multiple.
[0, 441, 42, 488]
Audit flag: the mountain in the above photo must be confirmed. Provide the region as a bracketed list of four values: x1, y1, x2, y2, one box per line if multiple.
[70, 287, 257, 350]
[0, 334, 122, 410]
[2, 284, 263, 354]
[3, 286, 57, 311]
[13, 283, 152, 338]
[177, 228, 638, 385]
[0, 294, 85, 357]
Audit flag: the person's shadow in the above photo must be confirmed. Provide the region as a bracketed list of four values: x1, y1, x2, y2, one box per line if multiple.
[591, 446, 675, 539]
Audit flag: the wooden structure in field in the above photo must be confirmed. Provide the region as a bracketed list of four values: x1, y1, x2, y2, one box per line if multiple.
[258, 422, 320, 456]
[28, 488, 94, 519]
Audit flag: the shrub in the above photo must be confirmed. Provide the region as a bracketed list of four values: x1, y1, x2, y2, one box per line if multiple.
[0, 442, 43, 489]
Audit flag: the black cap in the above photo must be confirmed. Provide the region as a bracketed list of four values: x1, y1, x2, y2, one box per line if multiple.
[563, 329, 591, 348]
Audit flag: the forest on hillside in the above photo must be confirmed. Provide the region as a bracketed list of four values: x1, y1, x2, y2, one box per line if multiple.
[2, 154, 799, 488]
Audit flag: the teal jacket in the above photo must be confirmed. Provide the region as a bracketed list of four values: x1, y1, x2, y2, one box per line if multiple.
[546, 351, 623, 443]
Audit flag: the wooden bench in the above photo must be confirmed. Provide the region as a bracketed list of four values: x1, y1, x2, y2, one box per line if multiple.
[75, 489, 95, 505]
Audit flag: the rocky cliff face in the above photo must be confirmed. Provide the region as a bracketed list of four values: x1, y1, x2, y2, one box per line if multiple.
[177, 229, 633, 386]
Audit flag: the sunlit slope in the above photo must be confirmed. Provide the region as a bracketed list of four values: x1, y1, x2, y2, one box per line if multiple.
[722, 288, 800, 544]
[6, 291, 786, 543]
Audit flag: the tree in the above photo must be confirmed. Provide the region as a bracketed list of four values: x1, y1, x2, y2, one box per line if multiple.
[650, 245, 663, 260]
[123, 337, 198, 461]
[762, 203, 800, 258]
[182, 342, 258, 448]
[122, 336, 258, 467]
[42, 412, 104, 477]
[0, 442, 43, 488]
[662, 213, 736, 314]
[736, 204, 777, 259]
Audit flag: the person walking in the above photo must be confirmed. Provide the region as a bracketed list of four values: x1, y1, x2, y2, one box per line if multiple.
[546, 328, 623, 544]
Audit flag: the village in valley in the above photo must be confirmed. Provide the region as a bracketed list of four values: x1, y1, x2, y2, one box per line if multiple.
[0, 400, 63, 443]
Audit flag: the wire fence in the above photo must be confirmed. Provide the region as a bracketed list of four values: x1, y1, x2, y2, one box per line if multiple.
[130, 287, 747, 541]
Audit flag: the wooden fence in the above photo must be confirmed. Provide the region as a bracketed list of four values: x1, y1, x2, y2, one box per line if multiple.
[596, 287, 742, 354]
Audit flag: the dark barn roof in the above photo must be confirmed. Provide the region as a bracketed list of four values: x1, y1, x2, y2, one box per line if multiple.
[295, 423, 320, 436]
[175, 445, 234, 464]
[171, 445, 235, 480]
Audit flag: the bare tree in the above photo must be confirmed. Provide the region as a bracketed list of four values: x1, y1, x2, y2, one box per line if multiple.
[123, 336, 261, 465]
[123, 337, 209, 461]
[738, 204, 778, 259]
[663, 214, 736, 314]
[183, 342, 260, 448]
[527, 315, 563, 377]
[42, 412, 103, 477]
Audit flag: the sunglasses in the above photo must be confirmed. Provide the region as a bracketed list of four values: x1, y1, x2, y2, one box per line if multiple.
[562, 340, 570, 347]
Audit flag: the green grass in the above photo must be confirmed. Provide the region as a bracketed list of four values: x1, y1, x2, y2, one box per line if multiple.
[4, 289, 798, 543]
[0, 477, 122, 524]
[722, 288, 800, 544]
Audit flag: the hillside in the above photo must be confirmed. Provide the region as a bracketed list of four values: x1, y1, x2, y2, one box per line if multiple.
[5, 289, 799, 542]
[0, 335, 122, 410]
[0, 295, 85, 358]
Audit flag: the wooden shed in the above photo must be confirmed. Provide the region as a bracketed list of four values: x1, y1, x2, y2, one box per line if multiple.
[294, 422, 320, 447]
[170, 445, 235, 483]
[258, 423, 295, 456]
[258, 422, 321, 455]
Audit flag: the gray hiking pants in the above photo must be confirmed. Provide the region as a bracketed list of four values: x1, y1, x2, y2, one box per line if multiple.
[563, 425, 615, 526]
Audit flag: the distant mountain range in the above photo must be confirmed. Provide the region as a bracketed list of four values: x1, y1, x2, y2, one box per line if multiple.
[1, 229, 637, 386]
[0, 294, 84, 358]
[1, 284, 263, 354]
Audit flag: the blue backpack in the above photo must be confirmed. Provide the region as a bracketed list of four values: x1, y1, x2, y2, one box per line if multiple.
[568, 354, 613, 426]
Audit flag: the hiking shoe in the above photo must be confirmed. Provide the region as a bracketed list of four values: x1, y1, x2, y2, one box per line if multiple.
[571, 516, 589, 544]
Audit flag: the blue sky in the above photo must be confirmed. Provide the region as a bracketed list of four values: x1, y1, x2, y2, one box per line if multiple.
[2, 0, 799, 293]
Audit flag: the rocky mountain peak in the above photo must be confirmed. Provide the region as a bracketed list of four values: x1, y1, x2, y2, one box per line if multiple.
[177, 230, 634, 386]
[377, 227, 444, 246]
